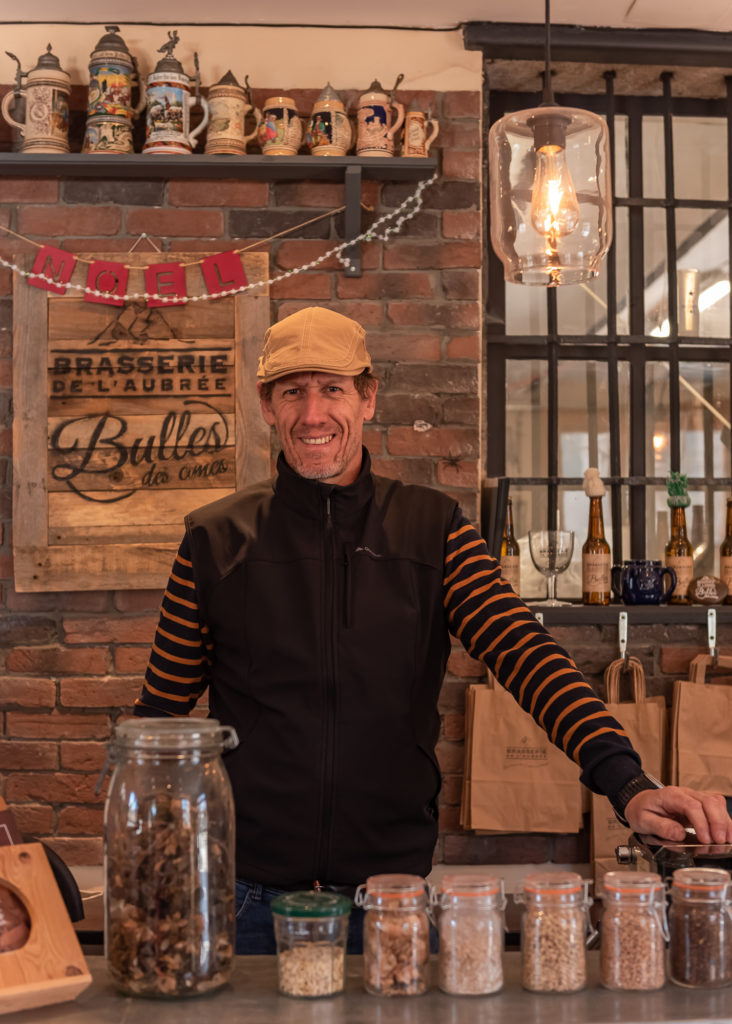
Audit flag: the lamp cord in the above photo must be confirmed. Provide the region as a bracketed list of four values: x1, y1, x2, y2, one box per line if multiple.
[543, 0, 554, 107]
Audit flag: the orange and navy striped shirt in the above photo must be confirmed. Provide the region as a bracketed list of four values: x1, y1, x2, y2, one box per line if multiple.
[136, 508, 640, 797]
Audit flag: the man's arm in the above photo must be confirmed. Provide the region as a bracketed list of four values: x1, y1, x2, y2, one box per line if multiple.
[134, 535, 212, 717]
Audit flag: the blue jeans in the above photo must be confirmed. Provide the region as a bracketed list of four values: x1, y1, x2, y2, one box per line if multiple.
[234, 880, 365, 955]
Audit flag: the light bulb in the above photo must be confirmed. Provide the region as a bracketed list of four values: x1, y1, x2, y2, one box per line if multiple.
[530, 144, 580, 246]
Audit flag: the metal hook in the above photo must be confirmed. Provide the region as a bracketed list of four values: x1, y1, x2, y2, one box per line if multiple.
[707, 607, 718, 665]
[618, 610, 629, 665]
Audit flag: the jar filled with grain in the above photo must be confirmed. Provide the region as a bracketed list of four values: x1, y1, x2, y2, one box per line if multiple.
[436, 873, 505, 995]
[515, 870, 594, 993]
[600, 870, 667, 990]
[271, 891, 351, 998]
[356, 873, 430, 995]
[103, 719, 238, 998]
[669, 867, 732, 988]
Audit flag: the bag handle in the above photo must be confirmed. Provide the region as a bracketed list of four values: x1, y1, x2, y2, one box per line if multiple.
[604, 656, 647, 704]
[689, 652, 732, 684]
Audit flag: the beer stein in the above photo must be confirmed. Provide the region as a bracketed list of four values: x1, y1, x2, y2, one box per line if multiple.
[401, 106, 439, 158]
[356, 79, 405, 157]
[1, 44, 70, 154]
[143, 31, 209, 155]
[306, 82, 353, 157]
[83, 25, 145, 154]
[258, 95, 303, 155]
[205, 71, 261, 155]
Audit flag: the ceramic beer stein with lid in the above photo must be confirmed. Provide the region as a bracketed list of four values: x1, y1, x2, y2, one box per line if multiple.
[401, 105, 439, 158]
[83, 26, 145, 154]
[306, 82, 352, 157]
[356, 79, 405, 157]
[143, 30, 209, 155]
[258, 95, 303, 155]
[204, 71, 261, 155]
[1, 44, 70, 153]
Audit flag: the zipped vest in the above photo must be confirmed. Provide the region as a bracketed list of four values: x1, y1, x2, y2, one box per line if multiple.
[186, 452, 457, 886]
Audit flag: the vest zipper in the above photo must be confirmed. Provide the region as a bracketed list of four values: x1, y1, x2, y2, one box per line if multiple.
[316, 492, 338, 879]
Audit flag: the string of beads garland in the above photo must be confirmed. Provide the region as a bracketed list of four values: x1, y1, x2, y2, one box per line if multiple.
[0, 172, 438, 304]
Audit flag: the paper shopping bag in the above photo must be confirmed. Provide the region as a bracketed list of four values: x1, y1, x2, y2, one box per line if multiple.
[670, 652, 732, 794]
[463, 673, 583, 834]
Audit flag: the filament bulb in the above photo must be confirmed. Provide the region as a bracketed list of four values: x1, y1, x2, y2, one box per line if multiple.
[530, 144, 580, 248]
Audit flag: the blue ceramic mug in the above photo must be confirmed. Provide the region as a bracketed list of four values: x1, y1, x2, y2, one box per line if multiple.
[611, 559, 676, 604]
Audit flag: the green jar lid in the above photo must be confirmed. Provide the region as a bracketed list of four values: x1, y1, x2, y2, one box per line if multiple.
[271, 891, 352, 918]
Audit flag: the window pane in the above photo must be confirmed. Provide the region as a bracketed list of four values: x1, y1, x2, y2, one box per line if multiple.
[556, 276, 608, 335]
[676, 209, 730, 338]
[614, 114, 629, 198]
[647, 361, 670, 478]
[673, 116, 727, 201]
[506, 360, 548, 477]
[558, 360, 611, 476]
[505, 282, 547, 336]
[644, 208, 668, 336]
[679, 361, 731, 478]
[643, 116, 665, 200]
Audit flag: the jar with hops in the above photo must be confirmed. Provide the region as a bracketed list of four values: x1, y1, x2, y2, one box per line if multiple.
[356, 873, 430, 995]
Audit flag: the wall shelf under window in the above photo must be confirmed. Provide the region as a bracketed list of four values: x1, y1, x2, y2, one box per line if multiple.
[527, 603, 732, 626]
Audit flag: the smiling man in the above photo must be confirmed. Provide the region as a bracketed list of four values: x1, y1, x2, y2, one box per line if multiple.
[136, 306, 732, 955]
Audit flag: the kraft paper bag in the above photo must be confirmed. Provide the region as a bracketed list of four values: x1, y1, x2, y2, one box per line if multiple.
[670, 652, 732, 794]
[463, 674, 583, 834]
[591, 656, 667, 865]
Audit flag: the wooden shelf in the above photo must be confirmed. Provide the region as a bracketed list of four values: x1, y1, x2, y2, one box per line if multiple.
[526, 602, 732, 626]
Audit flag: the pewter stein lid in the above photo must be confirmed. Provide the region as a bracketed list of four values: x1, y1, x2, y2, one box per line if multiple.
[213, 69, 243, 88]
[33, 44, 63, 72]
[152, 30, 185, 75]
[366, 79, 384, 93]
[91, 25, 131, 56]
[317, 82, 341, 104]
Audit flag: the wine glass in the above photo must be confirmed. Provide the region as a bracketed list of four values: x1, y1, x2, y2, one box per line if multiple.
[529, 530, 575, 605]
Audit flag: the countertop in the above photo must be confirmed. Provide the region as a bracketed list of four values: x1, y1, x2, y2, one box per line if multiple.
[8, 954, 732, 1024]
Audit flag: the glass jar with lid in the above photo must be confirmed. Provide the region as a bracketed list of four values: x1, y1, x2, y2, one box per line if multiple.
[271, 890, 351, 998]
[515, 870, 594, 992]
[600, 870, 667, 990]
[668, 866, 732, 988]
[436, 873, 505, 995]
[356, 873, 430, 995]
[103, 718, 238, 997]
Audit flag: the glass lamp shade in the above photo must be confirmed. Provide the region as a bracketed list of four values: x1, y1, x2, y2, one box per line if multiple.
[488, 105, 613, 286]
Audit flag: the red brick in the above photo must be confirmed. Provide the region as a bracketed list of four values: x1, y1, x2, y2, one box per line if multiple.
[126, 208, 224, 237]
[435, 739, 464, 774]
[60, 740, 107, 772]
[276, 239, 380, 272]
[443, 210, 481, 239]
[276, 300, 383, 326]
[387, 301, 480, 329]
[270, 272, 333, 299]
[438, 804, 461, 832]
[659, 646, 699, 675]
[6, 772, 100, 803]
[5, 712, 110, 739]
[5, 645, 109, 675]
[387, 426, 478, 458]
[59, 676, 142, 709]
[437, 459, 478, 489]
[384, 241, 481, 270]
[438, 679, 469, 714]
[443, 93, 480, 118]
[446, 334, 480, 360]
[337, 272, 434, 300]
[54, 591, 111, 612]
[0, 677, 56, 708]
[442, 270, 480, 301]
[63, 236, 162, 253]
[362, 427, 383, 455]
[1, 178, 59, 203]
[274, 182, 346, 207]
[0, 362, 10, 389]
[114, 646, 150, 673]
[9, 802, 54, 836]
[439, 122, 481, 150]
[0, 552, 13, 579]
[18, 205, 121, 236]
[369, 456, 434, 485]
[441, 712, 465, 742]
[443, 833, 553, 865]
[442, 150, 481, 181]
[3, 588, 58, 612]
[368, 331, 442, 363]
[439, 774, 463, 806]
[0, 739, 58, 770]
[62, 614, 158, 644]
[43, 836, 102, 866]
[169, 180, 269, 206]
[447, 649, 486, 679]
[57, 805, 104, 834]
[114, 590, 162, 613]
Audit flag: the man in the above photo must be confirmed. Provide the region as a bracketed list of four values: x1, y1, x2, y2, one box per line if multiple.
[136, 306, 732, 954]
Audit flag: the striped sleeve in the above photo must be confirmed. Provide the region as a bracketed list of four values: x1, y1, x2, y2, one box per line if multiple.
[134, 535, 212, 717]
[443, 510, 641, 796]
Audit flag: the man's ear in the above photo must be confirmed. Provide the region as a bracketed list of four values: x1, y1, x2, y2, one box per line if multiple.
[363, 378, 378, 422]
[257, 381, 276, 426]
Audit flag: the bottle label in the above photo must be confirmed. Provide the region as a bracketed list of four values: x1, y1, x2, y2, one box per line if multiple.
[500, 555, 520, 595]
[666, 555, 694, 597]
[721, 556, 732, 590]
[582, 553, 611, 592]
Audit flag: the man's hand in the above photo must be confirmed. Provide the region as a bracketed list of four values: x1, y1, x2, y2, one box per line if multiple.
[625, 786, 732, 845]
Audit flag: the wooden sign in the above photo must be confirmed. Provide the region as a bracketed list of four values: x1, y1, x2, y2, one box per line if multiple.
[13, 252, 271, 591]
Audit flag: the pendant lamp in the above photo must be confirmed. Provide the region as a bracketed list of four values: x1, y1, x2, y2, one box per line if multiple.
[488, 0, 613, 286]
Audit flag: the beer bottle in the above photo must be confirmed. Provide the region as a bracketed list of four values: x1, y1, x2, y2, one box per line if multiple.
[720, 497, 732, 603]
[665, 473, 693, 604]
[500, 497, 521, 595]
[582, 468, 611, 605]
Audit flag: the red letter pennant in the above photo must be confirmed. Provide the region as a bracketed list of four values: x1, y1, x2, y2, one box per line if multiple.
[144, 263, 187, 308]
[85, 261, 128, 306]
[28, 245, 76, 295]
[201, 251, 247, 297]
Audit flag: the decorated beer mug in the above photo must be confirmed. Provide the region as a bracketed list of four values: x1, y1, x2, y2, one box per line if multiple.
[205, 71, 261, 155]
[258, 95, 303, 155]
[83, 25, 145, 154]
[401, 106, 439, 158]
[306, 82, 353, 157]
[143, 31, 209, 155]
[1, 44, 70, 154]
[356, 79, 405, 157]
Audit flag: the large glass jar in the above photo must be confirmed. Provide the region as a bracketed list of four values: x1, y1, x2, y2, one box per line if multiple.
[271, 891, 351, 998]
[436, 873, 505, 995]
[356, 873, 430, 995]
[600, 870, 667, 990]
[669, 867, 732, 988]
[515, 870, 593, 993]
[103, 719, 238, 997]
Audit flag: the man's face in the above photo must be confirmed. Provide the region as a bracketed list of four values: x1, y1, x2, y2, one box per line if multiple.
[258, 371, 377, 487]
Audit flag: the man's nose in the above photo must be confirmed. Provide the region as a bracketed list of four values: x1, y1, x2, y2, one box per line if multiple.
[300, 390, 328, 422]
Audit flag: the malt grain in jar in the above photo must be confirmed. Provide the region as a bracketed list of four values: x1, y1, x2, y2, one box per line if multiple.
[600, 870, 666, 990]
[669, 867, 732, 988]
[515, 870, 593, 993]
[436, 873, 505, 995]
